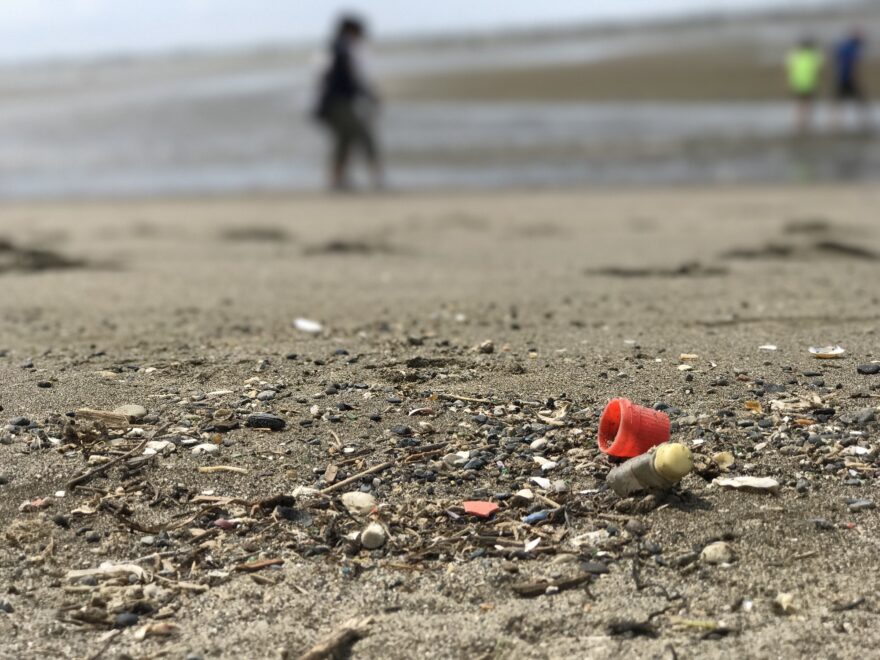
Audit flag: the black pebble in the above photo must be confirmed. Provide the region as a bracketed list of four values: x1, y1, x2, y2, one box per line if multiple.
[246, 413, 286, 431]
[114, 612, 139, 629]
[857, 364, 880, 375]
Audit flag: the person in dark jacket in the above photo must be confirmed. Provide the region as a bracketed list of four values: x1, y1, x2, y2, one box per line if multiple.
[832, 29, 871, 132]
[314, 16, 383, 190]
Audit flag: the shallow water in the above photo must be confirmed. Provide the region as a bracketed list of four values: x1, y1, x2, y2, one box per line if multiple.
[0, 49, 877, 200]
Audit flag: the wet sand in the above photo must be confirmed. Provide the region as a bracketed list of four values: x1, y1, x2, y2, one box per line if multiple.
[2, 185, 880, 658]
[388, 44, 880, 102]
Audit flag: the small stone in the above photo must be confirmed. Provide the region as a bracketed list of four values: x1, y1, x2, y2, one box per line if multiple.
[114, 404, 147, 421]
[624, 519, 648, 536]
[140, 535, 156, 546]
[580, 561, 609, 575]
[341, 492, 376, 516]
[360, 522, 387, 549]
[700, 541, 734, 565]
[847, 498, 874, 512]
[9, 417, 29, 427]
[530, 438, 548, 451]
[512, 489, 534, 506]
[37, 381, 52, 388]
[857, 364, 880, 375]
[191, 443, 219, 456]
[478, 340, 495, 354]
[246, 413, 286, 431]
[442, 452, 469, 468]
[773, 592, 796, 615]
[256, 390, 276, 401]
[114, 612, 139, 629]
[0, 600, 13, 614]
[390, 425, 412, 436]
[84, 531, 101, 544]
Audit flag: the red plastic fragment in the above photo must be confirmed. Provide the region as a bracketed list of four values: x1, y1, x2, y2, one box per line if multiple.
[463, 501, 499, 518]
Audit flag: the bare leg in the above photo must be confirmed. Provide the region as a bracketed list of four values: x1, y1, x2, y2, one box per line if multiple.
[795, 99, 813, 134]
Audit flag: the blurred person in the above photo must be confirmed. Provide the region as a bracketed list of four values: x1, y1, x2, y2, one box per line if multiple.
[832, 29, 870, 132]
[313, 15, 383, 191]
[786, 38, 824, 134]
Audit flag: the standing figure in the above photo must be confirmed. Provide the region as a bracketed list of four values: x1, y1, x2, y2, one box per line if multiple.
[832, 29, 870, 132]
[313, 15, 383, 191]
[786, 38, 824, 134]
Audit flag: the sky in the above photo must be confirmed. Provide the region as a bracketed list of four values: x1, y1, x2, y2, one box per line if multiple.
[0, 0, 835, 61]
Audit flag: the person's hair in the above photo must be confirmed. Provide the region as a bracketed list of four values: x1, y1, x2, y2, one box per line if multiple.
[336, 14, 366, 41]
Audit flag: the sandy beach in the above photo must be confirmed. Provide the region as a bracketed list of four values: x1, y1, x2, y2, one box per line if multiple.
[2, 185, 880, 658]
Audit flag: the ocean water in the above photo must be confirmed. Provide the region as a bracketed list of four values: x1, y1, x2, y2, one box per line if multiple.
[0, 36, 877, 200]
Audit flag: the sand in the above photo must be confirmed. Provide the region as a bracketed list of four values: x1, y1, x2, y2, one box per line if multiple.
[2, 185, 880, 658]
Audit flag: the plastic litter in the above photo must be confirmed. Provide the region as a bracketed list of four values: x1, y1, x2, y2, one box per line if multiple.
[598, 398, 670, 458]
[809, 345, 845, 359]
[606, 443, 693, 496]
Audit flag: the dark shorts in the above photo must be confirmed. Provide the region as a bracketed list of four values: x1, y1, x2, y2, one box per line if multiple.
[836, 78, 866, 101]
[326, 101, 378, 164]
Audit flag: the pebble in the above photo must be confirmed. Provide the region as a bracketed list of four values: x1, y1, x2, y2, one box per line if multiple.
[478, 340, 495, 354]
[191, 443, 219, 456]
[846, 498, 874, 512]
[0, 600, 13, 614]
[360, 522, 387, 549]
[442, 452, 469, 469]
[857, 364, 880, 375]
[84, 531, 100, 544]
[246, 413, 286, 431]
[114, 404, 147, 420]
[37, 380, 52, 388]
[700, 541, 734, 565]
[9, 417, 29, 427]
[341, 491, 376, 516]
[256, 390, 276, 401]
[114, 612, 139, 629]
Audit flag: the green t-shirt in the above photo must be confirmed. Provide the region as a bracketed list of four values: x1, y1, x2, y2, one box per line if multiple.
[787, 48, 824, 94]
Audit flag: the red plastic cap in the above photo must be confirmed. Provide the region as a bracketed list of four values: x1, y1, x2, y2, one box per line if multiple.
[598, 398, 670, 458]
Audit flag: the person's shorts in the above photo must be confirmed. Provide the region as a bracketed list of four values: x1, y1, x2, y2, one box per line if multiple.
[836, 78, 865, 102]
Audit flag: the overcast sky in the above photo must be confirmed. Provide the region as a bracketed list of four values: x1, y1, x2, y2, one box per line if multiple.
[0, 0, 833, 61]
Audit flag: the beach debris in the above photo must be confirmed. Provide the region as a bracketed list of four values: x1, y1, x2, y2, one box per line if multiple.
[66, 563, 148, 583]
[809, 345, 845, 359]
[297, 617, 373, 660]
[511, 573, 591, 598]
[197, 465, 248, 474]
[293, 318, 323, 334]
[246, 412, 286, 431]
[191, 443, 219, 456]
[679, 353, 699, 360]
[341, 491, 376, 516]
[75, 408, 130, 428]
[477, 340, 495, 354]
[360, 522, 387, 549]
[714, 476, 780, 494]
[701, 542, 734, 565]
[758, 344, 777, 351]
[113, 404, 148, 421]
[857, 364, 880, 375]
[233, 558, 284, 572]
[522, 510, 550, 525]
[773, 592, 797, 615]
[598, 398, 670, 458]
[463, 501, 499, 518]
[606, 443, 693, 497]
[712, 451, 735, 470]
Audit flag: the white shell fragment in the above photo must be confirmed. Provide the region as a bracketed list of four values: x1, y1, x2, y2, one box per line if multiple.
[714, 476, 780, 494]
[758, 344, 777, 351]
[808, 345, 845, 359]
[293, 318, 323, 334]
